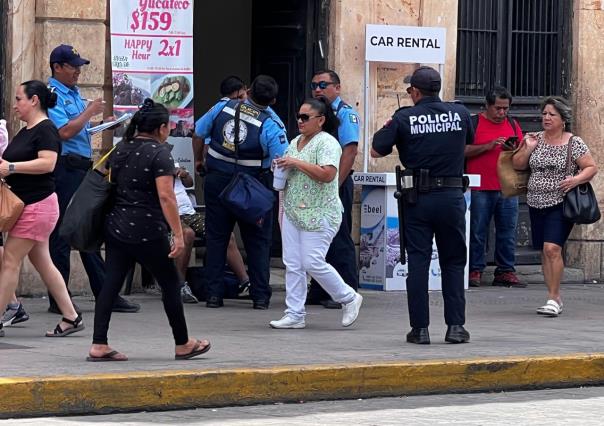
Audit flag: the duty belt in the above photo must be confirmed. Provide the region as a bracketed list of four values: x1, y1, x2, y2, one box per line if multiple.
[428, 177, 464, 189]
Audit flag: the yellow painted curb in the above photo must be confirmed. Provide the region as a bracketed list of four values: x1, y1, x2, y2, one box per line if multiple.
[2, 353, 604, 418]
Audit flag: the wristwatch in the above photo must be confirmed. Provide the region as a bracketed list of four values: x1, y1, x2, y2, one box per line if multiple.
[8, 163, 15, 174]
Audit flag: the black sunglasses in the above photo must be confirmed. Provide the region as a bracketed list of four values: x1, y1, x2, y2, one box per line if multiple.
[296, 113, 323, 122]
[310, 81, 335, 90]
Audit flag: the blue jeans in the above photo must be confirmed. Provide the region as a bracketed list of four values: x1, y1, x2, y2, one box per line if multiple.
[469, 190, 518, 274]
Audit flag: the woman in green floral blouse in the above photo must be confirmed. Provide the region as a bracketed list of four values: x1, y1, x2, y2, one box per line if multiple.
[269, 97, 363, 329]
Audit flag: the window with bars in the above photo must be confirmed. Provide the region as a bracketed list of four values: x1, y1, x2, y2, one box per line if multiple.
[455, 0, 572, 109]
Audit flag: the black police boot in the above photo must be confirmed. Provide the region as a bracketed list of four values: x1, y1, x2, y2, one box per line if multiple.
[206, 296, 224, 308]
[445, 325, 470, 343]
[112, 296, 141, 313]
[252, 300, 270, 310]
[406, 327, 430, 344]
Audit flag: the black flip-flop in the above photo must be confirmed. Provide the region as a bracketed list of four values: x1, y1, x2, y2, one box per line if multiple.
[175, 340, 211, 360]
[86, 350, 128, 362]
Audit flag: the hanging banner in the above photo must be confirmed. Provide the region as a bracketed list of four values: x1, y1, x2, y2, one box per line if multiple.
[109, 0, 195, 175]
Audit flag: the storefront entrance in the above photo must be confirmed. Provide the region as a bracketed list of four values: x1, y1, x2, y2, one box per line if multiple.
[194, 0, 328, 136]
[193, 0, 329, 255]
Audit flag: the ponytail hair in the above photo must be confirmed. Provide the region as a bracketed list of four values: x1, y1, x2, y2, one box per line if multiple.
[21, 80, 58, 113]
[302, 97, 339, 138]
[123, 98, 169, 141]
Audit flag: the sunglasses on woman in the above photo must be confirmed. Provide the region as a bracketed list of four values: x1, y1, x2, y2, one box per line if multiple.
[310, 81, 335, 90]
[296, 113, 323, 122]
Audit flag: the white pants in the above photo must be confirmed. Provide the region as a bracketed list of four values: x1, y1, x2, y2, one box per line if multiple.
[282, 214, 356, 320]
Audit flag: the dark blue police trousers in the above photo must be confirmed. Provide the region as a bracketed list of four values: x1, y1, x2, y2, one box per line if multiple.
[203, 170, 273, 303]
[49, 158, 106, 306]
[404, 189, 467, 328]
[308, 174, 358, 301]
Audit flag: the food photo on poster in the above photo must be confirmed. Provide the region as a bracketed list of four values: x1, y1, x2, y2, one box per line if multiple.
[151, 75, 193, 108]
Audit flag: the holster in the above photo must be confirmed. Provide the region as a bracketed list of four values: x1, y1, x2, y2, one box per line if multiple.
[418, 169, 430, 193]
[401, 169, 417, 204]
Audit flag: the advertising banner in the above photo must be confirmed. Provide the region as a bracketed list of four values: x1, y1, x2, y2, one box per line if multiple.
[109, 0, 195, 175]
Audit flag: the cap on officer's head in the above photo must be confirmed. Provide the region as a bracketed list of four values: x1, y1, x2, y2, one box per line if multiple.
[49, 44, 90, 67]
[405, 66, 441, 92]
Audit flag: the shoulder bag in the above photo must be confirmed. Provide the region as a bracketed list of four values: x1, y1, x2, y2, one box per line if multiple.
[497, 143, 530, 198]
[218, 103, 275, 227]
[562, 137, 600, 224]
[59, 146, 117, 252]
[0, 178, 25, 232]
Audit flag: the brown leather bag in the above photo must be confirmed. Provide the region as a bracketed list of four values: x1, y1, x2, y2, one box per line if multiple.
[0, 178, 25, 231]
[497, 145, 530, 198]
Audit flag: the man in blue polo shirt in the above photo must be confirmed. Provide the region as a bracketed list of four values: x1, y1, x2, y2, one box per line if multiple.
[307, 69, 360, 309]
[47, 44, 139, 314]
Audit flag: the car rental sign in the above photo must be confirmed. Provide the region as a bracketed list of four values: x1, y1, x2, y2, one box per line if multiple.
[365, 24, 446, 64]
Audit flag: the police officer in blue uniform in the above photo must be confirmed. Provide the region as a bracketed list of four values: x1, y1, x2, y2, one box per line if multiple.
[47, 44, 140, 314]
[371, 67, 474, 344]
[307, 70, 360, 309]
[194, 75, 288, 309]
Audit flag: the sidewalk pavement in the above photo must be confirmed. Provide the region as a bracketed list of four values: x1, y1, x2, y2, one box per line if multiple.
[2, 266, 604, 418]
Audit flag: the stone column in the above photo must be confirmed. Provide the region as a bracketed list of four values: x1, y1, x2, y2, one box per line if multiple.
[565, 1, 604, 281]
[7, 0, 110, 296]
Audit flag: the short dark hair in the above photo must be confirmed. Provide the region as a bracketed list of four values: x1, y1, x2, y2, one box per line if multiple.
[219, 75, 245, 97]
[123, 98, 169, 142]
[313, 69, 341, 85]
[302, 97, 340, 138]
[485, 86, 513, 105]
[417, 88, 440, 97]
[21, 80, 58, 113]
[249, 75, 278, 106]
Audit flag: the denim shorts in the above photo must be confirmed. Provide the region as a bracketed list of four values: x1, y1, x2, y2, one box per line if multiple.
[529, 203, 574, 250]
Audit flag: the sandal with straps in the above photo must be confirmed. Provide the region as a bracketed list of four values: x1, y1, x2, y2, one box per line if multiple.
[45, 314, 85, 337]
[536, 300, 563, 317]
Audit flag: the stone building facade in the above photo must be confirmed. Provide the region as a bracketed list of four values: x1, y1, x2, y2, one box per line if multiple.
[3, 0, 603, 294]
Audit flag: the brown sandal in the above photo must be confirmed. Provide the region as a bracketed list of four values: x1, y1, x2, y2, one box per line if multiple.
[45, 315, 85, 337]
[175, 339, 211, 360]
[86, 350, 128, 362]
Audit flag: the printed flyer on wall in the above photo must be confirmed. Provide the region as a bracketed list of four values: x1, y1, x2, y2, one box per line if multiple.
[109, 0, 195, 175]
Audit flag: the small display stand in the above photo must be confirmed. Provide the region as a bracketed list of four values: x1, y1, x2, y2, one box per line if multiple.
[353, 172, 480, 291]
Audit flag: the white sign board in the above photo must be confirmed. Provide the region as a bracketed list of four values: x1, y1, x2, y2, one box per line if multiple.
[365, 24, 446, 64]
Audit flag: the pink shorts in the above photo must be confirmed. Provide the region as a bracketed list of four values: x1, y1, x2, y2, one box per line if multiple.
[9, 193, 59, 241]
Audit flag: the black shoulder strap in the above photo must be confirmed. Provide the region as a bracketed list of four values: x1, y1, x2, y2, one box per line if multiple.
[233, 102, 242, 168]
[507, 116, 519, 138]
[471, 114, 479, 130]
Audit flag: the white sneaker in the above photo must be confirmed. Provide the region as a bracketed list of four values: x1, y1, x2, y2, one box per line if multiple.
[342, 293, 363, 327]
[269, 315, 306, 329]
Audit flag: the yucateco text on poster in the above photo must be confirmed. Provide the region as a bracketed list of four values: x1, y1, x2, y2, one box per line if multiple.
[109, 0, 196, 174]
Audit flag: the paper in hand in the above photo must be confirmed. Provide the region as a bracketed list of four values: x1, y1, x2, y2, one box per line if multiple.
[87, 113, 132, 135]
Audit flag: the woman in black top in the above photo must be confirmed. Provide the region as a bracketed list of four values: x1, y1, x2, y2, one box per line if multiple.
[87, 99, 210, 361]
[0, 80, 83, 337]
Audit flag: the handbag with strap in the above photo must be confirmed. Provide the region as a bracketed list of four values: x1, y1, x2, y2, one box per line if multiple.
[0, 178, 25, 232]
[218, 103, 275, 227]
[59, 146, 116, 252]
[562, 137, 600, 224]
[497, 143, 530, 198]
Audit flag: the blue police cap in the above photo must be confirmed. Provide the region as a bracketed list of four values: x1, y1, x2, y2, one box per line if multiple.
[49, 44, 91, 67]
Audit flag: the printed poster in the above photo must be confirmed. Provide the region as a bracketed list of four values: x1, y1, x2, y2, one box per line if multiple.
[109, 0, 196, 175]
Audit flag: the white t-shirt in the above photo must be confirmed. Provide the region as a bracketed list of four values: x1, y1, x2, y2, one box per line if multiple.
[174, 177, 196, 215]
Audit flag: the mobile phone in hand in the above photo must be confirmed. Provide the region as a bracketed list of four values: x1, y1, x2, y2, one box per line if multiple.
[503, 136, 518, 149]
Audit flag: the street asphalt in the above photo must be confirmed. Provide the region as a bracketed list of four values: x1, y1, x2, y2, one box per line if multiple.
[1, 266, 603, 417]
